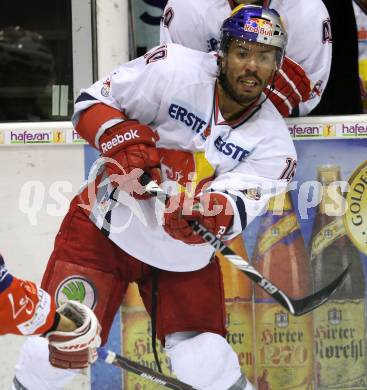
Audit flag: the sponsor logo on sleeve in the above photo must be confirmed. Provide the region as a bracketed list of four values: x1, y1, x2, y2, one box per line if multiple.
[101, 78, 111, 97]
[16, 287, 51, 335]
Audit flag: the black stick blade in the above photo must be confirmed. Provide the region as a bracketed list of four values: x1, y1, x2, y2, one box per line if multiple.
[290, 264, 351, 316]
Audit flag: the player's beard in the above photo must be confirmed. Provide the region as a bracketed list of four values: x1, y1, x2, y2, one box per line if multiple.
[218, 68, 263, 107]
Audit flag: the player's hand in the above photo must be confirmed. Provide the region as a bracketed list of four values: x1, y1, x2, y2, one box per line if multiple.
[47, 301, 102, 369]
[163, 192, 234, 245]
[266, 56, 311, 117]
[99, 121, 161, 199]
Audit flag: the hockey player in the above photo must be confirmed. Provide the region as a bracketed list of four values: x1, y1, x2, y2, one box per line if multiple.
[160, 0, 332, 117]
[0, 253, 101, 379]
[14, 6, 295, 390]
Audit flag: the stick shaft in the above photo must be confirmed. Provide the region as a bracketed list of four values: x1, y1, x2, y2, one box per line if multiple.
[143, 178, 349, 316]
[98, 348, 196, 390]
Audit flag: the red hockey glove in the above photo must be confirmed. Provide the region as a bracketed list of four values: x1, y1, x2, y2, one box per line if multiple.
[47, 301, 101, 369]
[99, 121, 161, 199]
[164, 192, 234, 245]
[266, 56, 312, 117]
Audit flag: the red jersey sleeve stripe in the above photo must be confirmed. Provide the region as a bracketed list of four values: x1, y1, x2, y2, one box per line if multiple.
[75, 103, 128, 147]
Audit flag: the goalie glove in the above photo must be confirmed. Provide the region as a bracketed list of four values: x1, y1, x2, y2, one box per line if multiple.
[99, 121, 162, 199]
[163, 192, 234, 245]
[47, 301, 101, 369]
[266, 56, 312, 117]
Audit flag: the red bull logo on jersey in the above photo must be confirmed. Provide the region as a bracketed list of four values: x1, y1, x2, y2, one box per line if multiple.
[244, 18, 273, 37]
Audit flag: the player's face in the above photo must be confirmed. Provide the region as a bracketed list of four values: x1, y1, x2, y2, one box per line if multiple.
[220, 40, 277, 105]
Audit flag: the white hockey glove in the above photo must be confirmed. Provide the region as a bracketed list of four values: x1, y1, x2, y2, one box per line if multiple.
[47, 300, 101, 369]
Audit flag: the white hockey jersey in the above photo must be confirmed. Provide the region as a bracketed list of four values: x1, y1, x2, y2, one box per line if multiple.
[160, 0, 332, 116]
[73, 44, 296, 272]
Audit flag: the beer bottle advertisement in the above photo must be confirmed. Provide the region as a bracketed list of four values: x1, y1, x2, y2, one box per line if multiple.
[218, 235, 255, 382]
[253, 192, 314, 389]
[311, 165, 366, 389]
[121, 283, 172, 389]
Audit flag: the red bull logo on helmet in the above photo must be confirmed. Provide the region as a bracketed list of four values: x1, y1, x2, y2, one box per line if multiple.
[244, 17, 273, 37]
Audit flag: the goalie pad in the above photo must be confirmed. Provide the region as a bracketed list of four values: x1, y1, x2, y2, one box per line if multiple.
[165, 332, 245, 390]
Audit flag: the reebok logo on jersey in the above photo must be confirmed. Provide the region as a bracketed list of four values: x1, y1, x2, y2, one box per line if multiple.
[214, 136, 250, 162]
[100, 129, 139, 153]
[168, 104, 207, 133]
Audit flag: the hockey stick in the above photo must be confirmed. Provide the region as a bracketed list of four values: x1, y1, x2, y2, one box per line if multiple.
[97, 348, 197, 390]
[141, 175, 350, 316]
